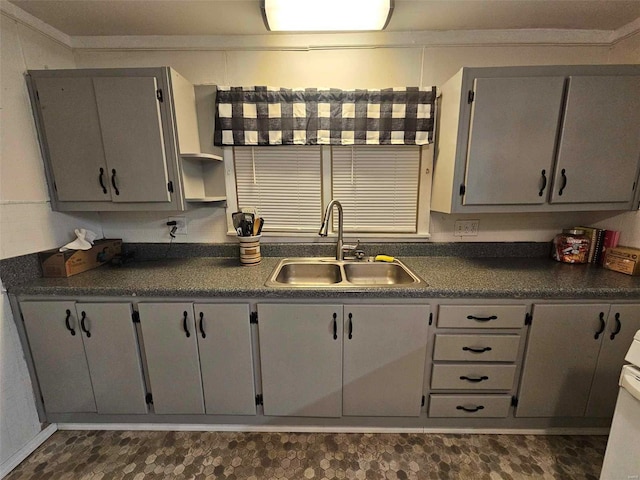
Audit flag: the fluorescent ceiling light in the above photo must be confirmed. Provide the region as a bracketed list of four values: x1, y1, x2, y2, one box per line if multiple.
[262, 0, 394, 32]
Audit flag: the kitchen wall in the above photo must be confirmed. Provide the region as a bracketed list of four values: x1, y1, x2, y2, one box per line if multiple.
[0, 5, 99, 467]
[73, 38, 640, 247]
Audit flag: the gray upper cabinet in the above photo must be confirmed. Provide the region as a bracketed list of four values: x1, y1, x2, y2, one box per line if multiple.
[92, 77, 171, 204]
[432, 65, 640, 214]
[463, 76, 565, 206]
[27, 67, 215, 211]
[551, 76, 640, 205]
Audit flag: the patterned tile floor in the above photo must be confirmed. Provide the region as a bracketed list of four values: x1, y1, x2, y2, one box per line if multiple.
[6, 430, 607, 480]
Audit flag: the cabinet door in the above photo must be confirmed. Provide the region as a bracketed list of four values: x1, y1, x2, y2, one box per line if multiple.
[551, 76, 640, 205]
[75, 303, 147, 414]
[138, 303, 204, 414]
[20, 301, 96, 413]
[343, 305, 429, 416]
[194, 304, 256, 415]
[258, 304, 343, 417]
[516, 304, 609, 417]
[93, 77, 171, 203]
[586, 304, 640, 417]
[33, 77, 111, 202]
[463, 76, 565, 206]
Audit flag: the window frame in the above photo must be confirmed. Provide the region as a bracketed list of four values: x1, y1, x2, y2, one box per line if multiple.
[224, 145, 432, 242]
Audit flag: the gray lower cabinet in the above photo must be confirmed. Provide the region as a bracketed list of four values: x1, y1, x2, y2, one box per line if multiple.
[20, 301, 147, 414]
[257, 304, 430, 418]
[342, 305, 429, 417]
[586, 304, 640, 417]
[257, 304, 343, 417]
[138, 302, 256, 416]
[138, 303, 205, 414]
[194, 304, 256, 415]
[516, 303, 617, 418]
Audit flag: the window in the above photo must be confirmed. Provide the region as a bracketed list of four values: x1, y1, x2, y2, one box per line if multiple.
[228, 145, 431, 238]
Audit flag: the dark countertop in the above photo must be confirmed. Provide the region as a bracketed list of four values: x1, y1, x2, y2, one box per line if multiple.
[7, 256, 640, 300]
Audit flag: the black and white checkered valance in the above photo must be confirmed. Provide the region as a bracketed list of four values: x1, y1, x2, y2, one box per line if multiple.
[214, 86, 436, 146]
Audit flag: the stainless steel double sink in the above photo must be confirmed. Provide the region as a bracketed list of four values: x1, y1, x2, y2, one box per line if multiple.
[265, 257, 425, 288]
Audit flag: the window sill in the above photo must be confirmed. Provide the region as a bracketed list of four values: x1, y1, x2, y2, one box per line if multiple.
[227, 231, 431, 243]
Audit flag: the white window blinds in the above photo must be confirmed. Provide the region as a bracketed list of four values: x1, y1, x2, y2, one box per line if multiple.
[331, 146, 421, 233]
[234, 146, 322, 232]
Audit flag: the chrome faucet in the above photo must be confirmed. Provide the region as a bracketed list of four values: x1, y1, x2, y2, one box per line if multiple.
[319, 200, 360, 260]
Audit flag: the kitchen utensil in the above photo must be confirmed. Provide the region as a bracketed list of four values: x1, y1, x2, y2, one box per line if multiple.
[256, 217, 264, 235]
[232, 211, 244, 231]
[243, 213, 254, 236]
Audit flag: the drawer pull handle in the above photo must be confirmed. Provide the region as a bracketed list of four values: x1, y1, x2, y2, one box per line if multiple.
[64, 309, 76, 336]
[99, 168, 107, 194]
[111, 169, 120, 196]
[460, 375, 489, 383]
[348, 313, 353, 340]
[456, 405, 485, 413]
[558, 168, 567, 196]
[80, 311, 91, 338]
[467, 315, 497, 322]
[594, 312, 606, 340]
[332, 313, 337, 340]
[538, 169, 547, 197]
[610, 313, 622, 340]
[462, 346, 492, 353]
[198, 312, 206, 338]
[182, 311, 190, 338]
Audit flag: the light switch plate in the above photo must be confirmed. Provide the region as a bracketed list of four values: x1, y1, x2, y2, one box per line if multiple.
[454, 220, 479, 236]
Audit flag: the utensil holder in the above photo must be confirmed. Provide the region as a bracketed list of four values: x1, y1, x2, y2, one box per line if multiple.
[239, 235, 262, 266]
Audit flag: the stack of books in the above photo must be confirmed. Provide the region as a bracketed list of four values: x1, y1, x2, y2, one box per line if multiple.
[574, 227, 621, 265]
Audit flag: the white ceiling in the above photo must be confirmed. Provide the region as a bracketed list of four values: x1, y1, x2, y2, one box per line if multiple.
[8, 0, 640, 37]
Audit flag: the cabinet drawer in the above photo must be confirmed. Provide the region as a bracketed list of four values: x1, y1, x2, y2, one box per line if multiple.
[428, 394, 512, 418]
[431, 364, 517, 390]
[433, 334, 520, 362]
[438, 305, 527, 329]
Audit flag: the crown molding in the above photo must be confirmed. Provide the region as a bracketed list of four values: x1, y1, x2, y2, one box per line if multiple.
[70, 28, 614, 51]
[0, 0, 71, 48]
[611, 17, 640, 45]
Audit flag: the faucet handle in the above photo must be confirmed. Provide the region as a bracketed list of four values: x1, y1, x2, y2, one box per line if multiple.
[342, 239, 364, 259]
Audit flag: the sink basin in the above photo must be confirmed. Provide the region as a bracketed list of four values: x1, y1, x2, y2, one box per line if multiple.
[274, 263, 342, 285]
[265, 258, 425, 288]
[343, 263, 416, 285]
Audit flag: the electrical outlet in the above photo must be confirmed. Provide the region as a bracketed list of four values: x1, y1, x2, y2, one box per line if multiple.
[168, 216, 188, 235]
[454, 220, 479, 236]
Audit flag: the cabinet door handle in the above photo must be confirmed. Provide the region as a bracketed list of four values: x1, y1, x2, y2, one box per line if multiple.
[558, 168, 567, 196]
[462, 346, 492, 353]
[111, 169, 120, 196]
[456, 405, 485, 413]
[460, 375, 489, 383]
[64, 309, 76, 336]
[198, 312, 206, 338]
[80, 311, 91, 337]
[610, 313, 622, 340]
[348, 313, 353, 340]
[332, 313, 337, 340]
[594, 312, 606, 340]
[538, 169, 547, 197]
[98, 168, 107, 194]
[182, 311, 190, 338]
[467, 315, 497, 322]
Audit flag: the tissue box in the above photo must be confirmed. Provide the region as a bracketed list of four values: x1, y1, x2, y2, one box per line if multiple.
[39, 239, 122, 278]
[603, 246, 640, 276]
